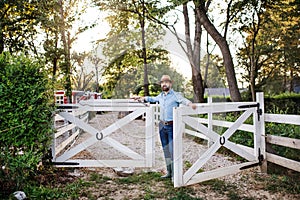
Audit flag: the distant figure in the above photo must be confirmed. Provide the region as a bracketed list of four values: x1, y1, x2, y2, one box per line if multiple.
[134, 75, 196, 180]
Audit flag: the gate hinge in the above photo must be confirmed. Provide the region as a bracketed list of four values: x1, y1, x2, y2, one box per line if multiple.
[240, 148, 264, 170]
[51, 162, 80, 166]
[257, 103, 262, 121]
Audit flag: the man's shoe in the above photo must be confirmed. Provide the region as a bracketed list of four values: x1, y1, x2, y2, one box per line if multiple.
[160, 173, 171, 179]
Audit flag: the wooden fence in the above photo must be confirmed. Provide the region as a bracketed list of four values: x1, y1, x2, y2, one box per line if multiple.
[52, 99, 156, 168]
[264, 113, 300, 172]
[53, 106, 89, 158]
[52, 93, 300, 187]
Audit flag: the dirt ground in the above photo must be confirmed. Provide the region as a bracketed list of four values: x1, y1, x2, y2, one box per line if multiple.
[57, 112, 299, 200]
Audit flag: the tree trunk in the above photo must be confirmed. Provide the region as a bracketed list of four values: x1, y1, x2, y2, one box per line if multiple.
[183, 3, 204, 103]
[195, 2, 241, 102]
[250, 33, 256, 101]
[0, 27, 4, 54]
[141, 0, 149, 96]
[58, 0, 72, 103]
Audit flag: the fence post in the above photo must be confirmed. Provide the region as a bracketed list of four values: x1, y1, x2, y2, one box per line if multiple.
[145, 105, 156, 167]
[173, 106, 184, 187]
[256, 92, 267, 172]
[208, 96, 213, 147]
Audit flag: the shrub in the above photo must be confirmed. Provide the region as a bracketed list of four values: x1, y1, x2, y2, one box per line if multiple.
[0, 53, 55, 195]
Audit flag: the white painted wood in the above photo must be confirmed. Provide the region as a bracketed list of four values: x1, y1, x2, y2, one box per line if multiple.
[54, 100, 154, 169]
[100, 108, 146, 138]
[236, 144, 255, 155]
[55, 159, 146, 168]
[55, 114, 65, 121]
[55, 137, 96, 162]
[207, 97, 213, 147]
[256, 92, 266, 172]
[180, 102, 258, 116]
[173, 107, 184, 187]
[59, 112, 100, 137]
[55, 129, 80, 156]
[266, 135, 300, 149]
[55, 123, 76, 138]
[194, 118, 254, 133]
[53, 96, 300, 188]
[184, 129, 209, 140]
[182, 116, 219, 141]
[224, 141, 256, 161]
[183, 142, 221, 184]
[221, 109, 254, 140]
[79, 99, 148, 108]
[145, 106, 155, 167]
[183, 161, 258, 187]
[267, 153, 300, 172]
[265, 113, 300, 125]
[174, 99, 260, 187]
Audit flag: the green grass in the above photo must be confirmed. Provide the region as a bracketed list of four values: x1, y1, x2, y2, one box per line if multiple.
[3, 168, 299, 199]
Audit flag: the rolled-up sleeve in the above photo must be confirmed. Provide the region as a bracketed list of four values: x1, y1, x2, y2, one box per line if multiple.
[174, 92, 191, 106]
[145, 96, 159, 103]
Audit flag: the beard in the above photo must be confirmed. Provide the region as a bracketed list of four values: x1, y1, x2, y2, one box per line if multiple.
[161, 85, 170, 92]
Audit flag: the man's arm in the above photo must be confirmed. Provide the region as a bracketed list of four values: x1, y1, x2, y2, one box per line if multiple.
[174, 92, 197, 110]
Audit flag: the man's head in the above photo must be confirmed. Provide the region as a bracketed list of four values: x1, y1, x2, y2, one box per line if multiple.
[160, 75, 172, 92]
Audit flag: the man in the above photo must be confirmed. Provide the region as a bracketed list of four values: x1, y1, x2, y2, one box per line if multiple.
[136, 75, 196, 180]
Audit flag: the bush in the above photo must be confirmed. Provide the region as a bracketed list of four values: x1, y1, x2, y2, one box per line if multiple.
[0, 53, 55, 195]
[265, 93, 300, 115]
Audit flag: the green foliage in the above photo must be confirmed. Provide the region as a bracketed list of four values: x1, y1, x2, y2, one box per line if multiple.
[236, 0, 300, 97]
[0, 1, 58, 55]
[266, 122, 300, 161]
[263, 93, 300, 162]
[24, 179, 92, 199]
[0, 53, 55, 195]
[265, 93, 300, 115]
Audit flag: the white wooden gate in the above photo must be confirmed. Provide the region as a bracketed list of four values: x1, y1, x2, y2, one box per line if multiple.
[52, 99, 156, 168]
[173, 93, 266, 187]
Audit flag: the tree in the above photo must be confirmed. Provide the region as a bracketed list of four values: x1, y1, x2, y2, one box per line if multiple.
[145, 0, 241, 102]
[95, 0, 165, 96]
[201, 54, 226, 88]
[181, 2, 205, 102]
[94, 0, 167, 97]
[194, 0, 241, 102]
[0, 1, 56, 55]
[101, 47, 170, 98]
[235, 0, 300, 98]
[43, 0, 97, 101]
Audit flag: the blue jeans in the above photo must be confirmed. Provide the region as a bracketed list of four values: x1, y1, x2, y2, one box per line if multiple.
[159, 123, 174, 161]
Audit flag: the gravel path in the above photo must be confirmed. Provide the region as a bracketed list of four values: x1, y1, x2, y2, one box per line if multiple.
[73, 112, 238, 173]
[66, 112, 299, 199]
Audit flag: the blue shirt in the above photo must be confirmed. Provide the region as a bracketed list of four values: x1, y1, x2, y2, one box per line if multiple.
[145, 89, 191, 121]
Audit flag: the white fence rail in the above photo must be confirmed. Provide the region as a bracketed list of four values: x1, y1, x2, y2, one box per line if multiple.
[53, 107, 89, 157]
[52, 93, 300, 188]
[264, 113, 300, 172]
[173, 93, 265, 187]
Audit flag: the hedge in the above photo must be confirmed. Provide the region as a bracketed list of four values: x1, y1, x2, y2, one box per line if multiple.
[0, 53, 55, 195]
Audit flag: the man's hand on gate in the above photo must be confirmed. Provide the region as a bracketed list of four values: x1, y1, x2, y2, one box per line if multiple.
[131, 96, 145, 102]
[188, 102, 197, 110]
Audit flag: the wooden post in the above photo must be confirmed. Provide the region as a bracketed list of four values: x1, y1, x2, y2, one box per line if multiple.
[256, 92, 267, 172]
[145, 105, 155, 167]
[207, 96, 213, 147]
[173, 107, 184, 187]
